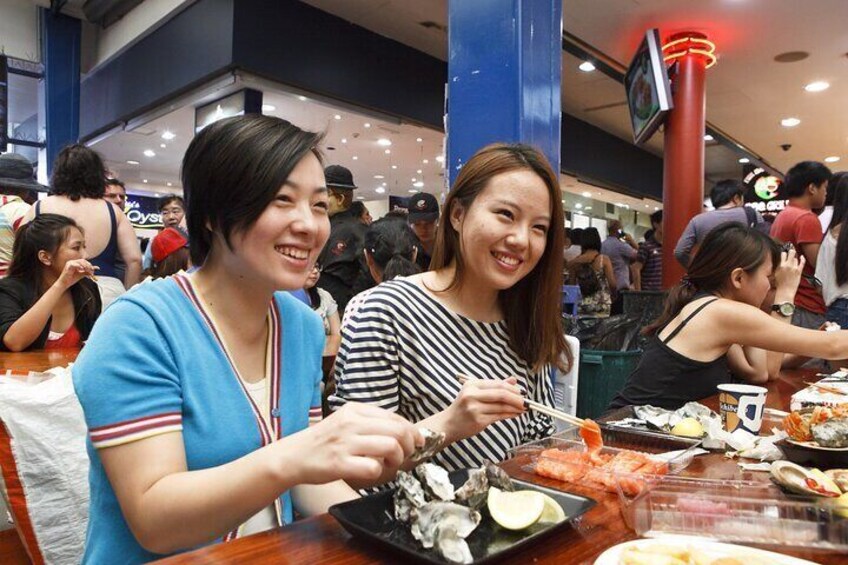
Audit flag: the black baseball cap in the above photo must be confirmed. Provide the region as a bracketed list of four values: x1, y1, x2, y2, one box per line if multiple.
[324, 165, 357, 190]
[407, 192, 439, 222]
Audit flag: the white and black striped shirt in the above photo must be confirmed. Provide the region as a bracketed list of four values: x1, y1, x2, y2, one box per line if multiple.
[329, 278, 555, 471]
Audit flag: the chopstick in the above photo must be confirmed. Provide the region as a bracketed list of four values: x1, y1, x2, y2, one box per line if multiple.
[804, 381, 848, 396]
[455, 373, 587, 427]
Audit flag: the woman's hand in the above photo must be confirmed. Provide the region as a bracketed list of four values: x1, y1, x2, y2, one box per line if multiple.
[291, 403, 422, 485]
[773, 246, 805, 296]
[54, 259, 98, 291]
[443, 377, 526, 442]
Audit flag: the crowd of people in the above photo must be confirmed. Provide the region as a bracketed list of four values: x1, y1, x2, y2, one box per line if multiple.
[1, 114, 848, 560]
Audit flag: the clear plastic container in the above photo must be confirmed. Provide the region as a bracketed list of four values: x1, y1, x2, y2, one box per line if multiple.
[614, 474, 848, 550]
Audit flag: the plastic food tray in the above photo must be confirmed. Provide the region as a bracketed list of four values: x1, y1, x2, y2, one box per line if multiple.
[507, 436, 698, 494]
[614, 474, 848, 551]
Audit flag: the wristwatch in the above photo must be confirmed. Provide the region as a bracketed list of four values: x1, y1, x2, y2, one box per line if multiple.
[771, 302, 795, 317]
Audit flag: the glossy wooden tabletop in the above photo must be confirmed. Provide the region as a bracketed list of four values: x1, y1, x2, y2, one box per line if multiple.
[157, 368, 845, 565]
[0, 348, 80, 373]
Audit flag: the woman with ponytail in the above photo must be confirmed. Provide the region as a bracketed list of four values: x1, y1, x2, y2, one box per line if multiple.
[815, 172, 848, 331]
[610, 222, 848, 411]
[0, 213, 100, 351]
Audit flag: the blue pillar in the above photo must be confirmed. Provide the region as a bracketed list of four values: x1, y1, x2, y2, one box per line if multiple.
[41, 8, 81, 176]
[447, 0, 562, 187]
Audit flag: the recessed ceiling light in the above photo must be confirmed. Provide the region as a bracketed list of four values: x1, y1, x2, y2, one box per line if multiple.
[391, 165, 398, 169]
[142, 179, 148, 183]
[804, 81, 830, 92]
[585, 206, 592, 210]
[262, 104, 276, 112]
[413, 181, 424, 188]
[333, 114, 342, 120]
[582, 191, 591, 197]
[356, 196, 364, 200]
[416, 169, 422, 174]
[423, 159, 429, 164]
[341, 138, 347, 144]
[382, 182, 387, 186]
[411, 177, 417, 182]
[408, 189, 417, 193]
[578, 61, 596, 72]
[704, 134, 714, 141]
[143, 149, 156, 157]
[377, 138, 392, 146]
[297, 95, 307, 101]
[575, 203, 583, 209]
[126, 160, 140, 165]
[781, 117, 801, 127]
[738, 157, 750, 164]
[166, 182, 173, 187]
[374, 174, 385, 179]
[364, 122, 371, 128]
[375, 187, 386, 194]
[644, 204, 649, 208]
[435, 155, 445, 163]
[160, 143, 166, 148]
[655, 206, 659, 211]
[416, 137, 423, 143]
[825, 156, 841, 163]
[352, 156, 358, 160]
[161, 130, 176, 140]
[384, 149, 391, 154]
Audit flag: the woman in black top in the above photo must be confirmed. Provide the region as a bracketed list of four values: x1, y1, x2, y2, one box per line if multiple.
[611, 223, 848, 411]
[0, 213, 100, 351]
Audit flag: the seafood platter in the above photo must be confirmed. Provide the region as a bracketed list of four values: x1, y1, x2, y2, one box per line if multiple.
[779, 403, 848, 467]
[329, 460, 595, 564]
[594, 536, 822, 565]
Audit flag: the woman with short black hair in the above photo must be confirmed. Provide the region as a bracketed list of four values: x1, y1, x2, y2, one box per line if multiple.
[73, 115, 420, 563]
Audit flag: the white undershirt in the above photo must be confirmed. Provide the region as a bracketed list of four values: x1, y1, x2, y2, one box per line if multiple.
[238, 378, 277, 536]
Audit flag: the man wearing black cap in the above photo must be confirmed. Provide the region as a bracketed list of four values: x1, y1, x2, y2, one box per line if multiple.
[0, 154, 44, 277]
[407, 192, 440, 271]
[317, 165, 371, 315]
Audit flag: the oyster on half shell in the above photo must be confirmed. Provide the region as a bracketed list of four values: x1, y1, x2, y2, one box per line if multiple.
[415, 462, 456, 501]
[824, 469, 848, 492]
[485, 460, 515, 492]
[410, 501, 481, 559]
[770, 460, 841, 497]
[811, 417, 848, 448]
[394, 470, 428, 522]
[455, 467, 489, 509]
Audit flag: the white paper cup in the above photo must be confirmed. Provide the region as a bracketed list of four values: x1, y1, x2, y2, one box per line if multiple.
[717, 383, 767, 434]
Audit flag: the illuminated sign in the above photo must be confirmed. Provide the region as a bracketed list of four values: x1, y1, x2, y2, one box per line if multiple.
[743, 167, 786, 214]
[125, 196, 163, 229]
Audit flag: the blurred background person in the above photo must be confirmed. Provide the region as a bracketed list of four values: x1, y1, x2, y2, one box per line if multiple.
[567, 227, 615, 317]
[633, 210, 663, 291]
[816, 172, 848, 329]
[142, 194, 186, 270]
[103, 176, 128, 211]
[140, 227, 190, 282]
[563, 227, 582, 264]
[601, 219, 636, 314]
[347, 201, 372, 226]
[0, 153, 41, 277]
[407, 191, 439, 271]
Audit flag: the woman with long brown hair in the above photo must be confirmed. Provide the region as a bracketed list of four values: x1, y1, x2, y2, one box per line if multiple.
[610, 223, 848, 411]
[331, 143, 571, 474]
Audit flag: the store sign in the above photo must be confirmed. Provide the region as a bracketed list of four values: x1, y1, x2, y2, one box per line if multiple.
[125, 195, 163, 229]
[743, 167, 786, 214]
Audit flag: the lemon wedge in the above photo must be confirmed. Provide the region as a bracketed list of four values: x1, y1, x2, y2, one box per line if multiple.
[487, 487, 545, 530]
[537, 493, 566, 524]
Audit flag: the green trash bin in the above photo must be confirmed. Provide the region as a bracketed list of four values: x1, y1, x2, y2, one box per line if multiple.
[576, 349, 642, 419]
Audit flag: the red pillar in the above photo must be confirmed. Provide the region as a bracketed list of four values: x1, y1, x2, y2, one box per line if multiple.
[661, 34, 710, 288]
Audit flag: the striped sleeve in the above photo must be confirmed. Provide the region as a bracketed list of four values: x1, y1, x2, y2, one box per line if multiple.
[72, 298, 184, 449]
[521, 365, 556, 442]
[329, 292, 400, 412]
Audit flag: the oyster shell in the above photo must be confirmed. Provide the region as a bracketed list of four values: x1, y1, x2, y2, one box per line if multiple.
[393, 470, 428, 522]
[824, 469, 848, 492]
[770, 461, 841, 497]
[485, 460, 515, 492]
[415, 462, 456, 501]
[436, 526, 474, 564]
[410, 427, 446, 464]
[410, 501, 481, 551]
[455, 467, 489, 509]
[811, 417, 848, 448]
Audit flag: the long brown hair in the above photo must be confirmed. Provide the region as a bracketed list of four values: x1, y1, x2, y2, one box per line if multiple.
[430, 143, 570, 371]
[826, 172, 848, 285]
[645, 223, 780, 335]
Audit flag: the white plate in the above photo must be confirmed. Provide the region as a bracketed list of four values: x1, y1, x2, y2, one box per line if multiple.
[787, 438, 848, 452]
[594, 536, 819, 565]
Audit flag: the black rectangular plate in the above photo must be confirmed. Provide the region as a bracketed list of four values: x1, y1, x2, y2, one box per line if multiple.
[597, 406, 705, 451]
[328, 469, 596, 564]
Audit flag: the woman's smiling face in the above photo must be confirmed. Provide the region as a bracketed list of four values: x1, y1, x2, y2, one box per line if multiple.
[450, 169, 551, 294]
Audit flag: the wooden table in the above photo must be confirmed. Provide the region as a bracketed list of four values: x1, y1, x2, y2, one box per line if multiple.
[0, 348, 80, 373]
[158, 368, 845, 565]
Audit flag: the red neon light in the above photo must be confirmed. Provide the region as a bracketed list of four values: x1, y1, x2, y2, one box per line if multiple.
[662, 35, 717, 69]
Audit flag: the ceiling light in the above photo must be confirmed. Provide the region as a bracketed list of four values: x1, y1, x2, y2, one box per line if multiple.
[804, 81, 829, 92]
[142, 179, 148, 183]
[825, 156, 841, 163]
[423, 159, 429, 164]
[377, 138, 392, 146]
[416, 137, 423, 143]
[333, 114, 342, 120]
[435, 155, 445, 163]
[384, 149, 391, 154]
[166, 182, 173, 187]
[392, 165, 398, 169]
[575, 203, 583, 209]
[143, 149, 156, 157]
[781, 117, 801, 127]
[374, 174, 385, 179]
[582, 191, 591, 197]
[411, 177, 417, 182]
[704, 134, 714, 141]
[375, 187, 386, 194]
[644, 204, 649, 208]
[416, 169, 422, 174]
[161, 130, 176, 140]
[413, 181, 424, 188]
[738, 157, 750, 164]
[356, 196, 364, 200]
[126, 160, 140, 165]
[364, 122, 371, 128]
[655, 206, 659, 211]
[585, 206, 592, 210]
[382, 182, 387, 186]
[352, 156, 358, 160]
[160, 143, 166, 148]
[578, 61, 596, 72]
[262, 104, 276, 112]
[341, 138, 347, 144]
[297, 95, 307, 101]
[408, 189, 417, 193]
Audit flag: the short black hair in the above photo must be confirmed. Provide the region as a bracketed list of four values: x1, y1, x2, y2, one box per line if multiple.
[181, 115, 323, 266]
[157, 194, 185, 212]
[570, 227, 584, 246]
[50, 144, 107, 201]
[650, 210, 662, 225]
[709, 179, 745, 208]
[105, 177, 125, 190]
[581, 227, 602, 252]
[784, 161, 833, 199]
